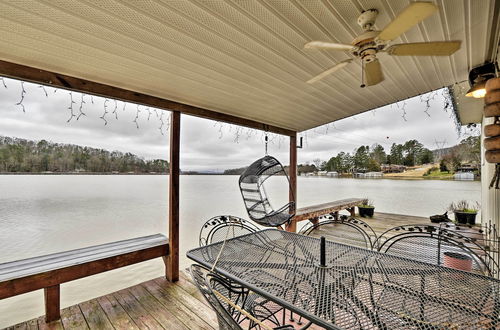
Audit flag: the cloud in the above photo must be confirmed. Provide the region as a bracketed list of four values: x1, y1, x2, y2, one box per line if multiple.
[0, 77, 464, 171]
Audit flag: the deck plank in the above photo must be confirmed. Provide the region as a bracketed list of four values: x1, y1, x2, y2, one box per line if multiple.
[177, 271, 209, 306]
[97, 295, 139, 330]
[60, 305, 89, 330]
[112, 289, 164, 330]
[153, 277, 218, 325]
[141, 280, 215, 330]
[128, 283, 189, 330]
[36, 317, 63, 330]
[79, 300, 114, 329]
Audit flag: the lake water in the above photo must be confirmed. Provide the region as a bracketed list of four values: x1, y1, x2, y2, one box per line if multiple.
[0, 175, 481, 327]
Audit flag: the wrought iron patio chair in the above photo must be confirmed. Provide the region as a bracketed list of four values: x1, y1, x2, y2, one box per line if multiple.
[299, 214, 377, 250]
[199, 215, 260, 247]
[440, 221, 500, 277]
[372, 224, 500, 328]
[375, 224, 497, 276]
[239, 155, 295, 227]
[190, 264, 298, 330]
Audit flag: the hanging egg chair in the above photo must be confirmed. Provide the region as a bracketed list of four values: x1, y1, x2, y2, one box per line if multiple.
[239, 155, 295, 227]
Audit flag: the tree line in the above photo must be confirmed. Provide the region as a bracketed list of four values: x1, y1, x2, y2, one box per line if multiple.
[310, 136, 480, 174]
[0, 136, 169, 173]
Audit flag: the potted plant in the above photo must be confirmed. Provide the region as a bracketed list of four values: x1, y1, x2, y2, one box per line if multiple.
[358, 199, 375, 218]
[448, 200, 480, 225]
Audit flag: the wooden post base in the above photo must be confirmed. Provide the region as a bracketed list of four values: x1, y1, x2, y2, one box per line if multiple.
[285, 220, 297, 233]
[44, 285, 60, 322]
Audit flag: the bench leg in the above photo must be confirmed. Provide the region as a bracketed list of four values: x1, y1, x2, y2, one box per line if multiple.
[44, 285, 60, 322]
[333, 212, 339, 220]
[309, 217, 319, 225]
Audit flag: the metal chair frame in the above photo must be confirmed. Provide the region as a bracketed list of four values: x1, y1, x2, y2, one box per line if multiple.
[299, 215, 378, 250]
[190, 264, 248, 330]
[239, 155, 295, 227]
[374, 224, 498, 276]
[199, 215, 260, 247]
[190, 264, 299, 330]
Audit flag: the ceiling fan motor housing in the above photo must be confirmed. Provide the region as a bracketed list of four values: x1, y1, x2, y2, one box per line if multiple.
[358, 9, 378, 31]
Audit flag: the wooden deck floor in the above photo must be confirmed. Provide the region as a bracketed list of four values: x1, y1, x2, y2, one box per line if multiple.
[297, 211, 429, 236]
[351, 211, 429, 236]
[7, 271, 218, 330]
[7, 212, 431, 330]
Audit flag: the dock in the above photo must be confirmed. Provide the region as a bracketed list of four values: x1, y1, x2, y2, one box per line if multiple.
[5, 212, 436, 329]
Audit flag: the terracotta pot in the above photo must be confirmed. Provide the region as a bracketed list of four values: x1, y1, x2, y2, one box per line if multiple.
[484, 136, 500, 151]
[443, 252, 472, 272]
[484, 123, 500, 137]
[486, 77, 500, 92]
[484, 102, 500, 117]
[486, 150, 500, 163]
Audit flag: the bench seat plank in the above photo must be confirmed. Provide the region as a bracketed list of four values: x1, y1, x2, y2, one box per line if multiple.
[0, 234, 168, 299]
[293, 198, 367, 222]
[0, 234, 167, 282]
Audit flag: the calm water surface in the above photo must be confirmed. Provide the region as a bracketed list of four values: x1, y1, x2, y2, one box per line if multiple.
[0, 175, 480, 327]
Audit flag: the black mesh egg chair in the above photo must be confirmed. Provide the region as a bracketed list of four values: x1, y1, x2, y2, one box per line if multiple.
[239, 155, 295, 227]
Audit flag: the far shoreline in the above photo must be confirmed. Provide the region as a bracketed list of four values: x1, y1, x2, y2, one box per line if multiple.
[0, 172, 479, 181]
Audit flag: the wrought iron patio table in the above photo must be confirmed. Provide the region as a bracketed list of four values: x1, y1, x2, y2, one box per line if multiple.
[187, 229, 500, 329]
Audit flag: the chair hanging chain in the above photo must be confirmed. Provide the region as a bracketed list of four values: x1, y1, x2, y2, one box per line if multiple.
[264, 134, 268, 155]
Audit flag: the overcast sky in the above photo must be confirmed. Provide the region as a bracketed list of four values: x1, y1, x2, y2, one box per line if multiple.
[0, 77, 475, 171]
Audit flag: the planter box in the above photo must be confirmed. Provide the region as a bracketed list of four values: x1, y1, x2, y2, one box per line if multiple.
[454, 211, 477, 225]
[358, 206, 375, 218]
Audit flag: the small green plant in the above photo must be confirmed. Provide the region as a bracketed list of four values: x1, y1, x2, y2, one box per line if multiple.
[358, 199, 374, 208]
[423, 166, 438, 176]
[448, 200, 480, 214]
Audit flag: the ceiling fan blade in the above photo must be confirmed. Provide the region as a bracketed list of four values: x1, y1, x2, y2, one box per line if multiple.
[377, 2, 438, 42]
[386, 41, 461, 56]
[365, 59, 384, 86]
[304, 41, 354, 51]
[307, 59, 353, 84]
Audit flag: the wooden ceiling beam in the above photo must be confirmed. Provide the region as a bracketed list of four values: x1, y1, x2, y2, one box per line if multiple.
[0, 60, 295, 136]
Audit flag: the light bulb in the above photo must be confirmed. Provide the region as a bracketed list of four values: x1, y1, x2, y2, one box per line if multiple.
[470, 88, 486, 98]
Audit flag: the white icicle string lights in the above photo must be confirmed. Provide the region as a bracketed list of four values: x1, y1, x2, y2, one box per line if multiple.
[1, 76, 170, 134]
[16, 81, 26, 113]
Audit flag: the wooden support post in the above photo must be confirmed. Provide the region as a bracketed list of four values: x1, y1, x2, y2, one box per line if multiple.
[166, 111, 180, 282]
[348, 207, 356, 217]
[287, 133, 298, 232]
[44, 285, 60, 322]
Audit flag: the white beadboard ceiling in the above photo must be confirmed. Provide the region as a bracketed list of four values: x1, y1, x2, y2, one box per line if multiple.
[0, 0, 497, 132]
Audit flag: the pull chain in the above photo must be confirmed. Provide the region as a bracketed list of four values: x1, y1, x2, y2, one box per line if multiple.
[265, 134, 269, 155]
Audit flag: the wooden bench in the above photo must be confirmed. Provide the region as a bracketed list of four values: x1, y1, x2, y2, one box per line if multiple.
[286, 198, 368, 231]
[0, 234, 169, 323]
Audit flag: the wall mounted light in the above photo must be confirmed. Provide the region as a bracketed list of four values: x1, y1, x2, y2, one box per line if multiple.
[465, 62, 495, 98]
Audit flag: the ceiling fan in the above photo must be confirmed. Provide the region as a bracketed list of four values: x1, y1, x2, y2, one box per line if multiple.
[305, 2, 461, 87]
